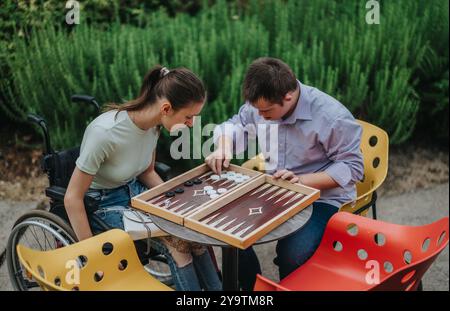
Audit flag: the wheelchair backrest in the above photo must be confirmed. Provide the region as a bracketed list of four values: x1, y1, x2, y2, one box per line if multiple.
[43, 147, 80, 188]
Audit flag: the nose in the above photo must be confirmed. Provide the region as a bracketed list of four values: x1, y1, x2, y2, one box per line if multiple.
[259, 111, 270, 119]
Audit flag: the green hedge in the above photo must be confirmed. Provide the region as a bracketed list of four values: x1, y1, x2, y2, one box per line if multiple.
[1, 0, 448, 156]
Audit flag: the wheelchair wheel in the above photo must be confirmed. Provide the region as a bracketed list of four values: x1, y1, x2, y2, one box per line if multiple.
[6, 209, 77, 291]
[144, 254, 173, 286]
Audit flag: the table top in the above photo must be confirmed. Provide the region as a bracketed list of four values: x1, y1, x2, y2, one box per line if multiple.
[148, 205, 313, 247]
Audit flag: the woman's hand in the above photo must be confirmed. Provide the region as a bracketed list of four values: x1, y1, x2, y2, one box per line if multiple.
[273, 169, 302, 184]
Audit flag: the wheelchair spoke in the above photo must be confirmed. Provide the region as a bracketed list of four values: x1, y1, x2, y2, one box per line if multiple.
[42, 228, 53, 250]
[23, 230, 32, 249]
[28, 226, 44, 250]
[42, 228, 48, 250]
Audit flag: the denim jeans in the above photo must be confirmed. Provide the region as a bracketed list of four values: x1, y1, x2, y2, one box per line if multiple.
[238, 202, 339, 289]
[86, 178, 222, 291]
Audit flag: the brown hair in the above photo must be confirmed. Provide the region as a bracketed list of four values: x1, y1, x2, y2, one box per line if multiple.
[105, 65, 206, 115]
[243, 57, 297, 105]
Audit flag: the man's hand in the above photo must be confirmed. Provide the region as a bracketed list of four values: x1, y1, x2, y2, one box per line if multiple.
[273, 169, 301, 183]
[205, 136, 233, 175]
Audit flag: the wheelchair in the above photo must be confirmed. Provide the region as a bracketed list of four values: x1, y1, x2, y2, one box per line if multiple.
[5, 95, 173, 291]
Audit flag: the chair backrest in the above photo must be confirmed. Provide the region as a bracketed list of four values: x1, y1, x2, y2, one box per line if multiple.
[241, 152, 266, 171]
[340, 120, 389, 213]
[318, 212, 448, 290]
[16, 229, 167, 291]
[356, 120, 389, 198]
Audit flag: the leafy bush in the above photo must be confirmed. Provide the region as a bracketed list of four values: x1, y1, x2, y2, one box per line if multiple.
[1, 0, 448, 158]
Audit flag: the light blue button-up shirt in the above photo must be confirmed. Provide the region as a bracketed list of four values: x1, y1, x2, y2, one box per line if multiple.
[214, 81, 364, 208]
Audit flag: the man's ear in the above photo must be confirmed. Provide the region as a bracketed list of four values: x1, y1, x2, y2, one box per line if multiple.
[160, 101, 172, 115]
[284, 92, 294, 102]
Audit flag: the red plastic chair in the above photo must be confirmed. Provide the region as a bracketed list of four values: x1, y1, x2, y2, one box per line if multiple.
[254, 212, 449, 291]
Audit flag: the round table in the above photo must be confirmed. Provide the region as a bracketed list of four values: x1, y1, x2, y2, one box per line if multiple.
[149, 205, 313, 291]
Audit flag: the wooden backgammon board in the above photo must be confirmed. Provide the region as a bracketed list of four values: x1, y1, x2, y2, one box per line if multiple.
[131, 164, 320, 249]
[185, 174, 320, 249]
[131, 164, 262, 225]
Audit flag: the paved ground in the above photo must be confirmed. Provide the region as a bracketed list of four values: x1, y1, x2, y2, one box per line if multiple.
[0, 183, 448, 291]
[216, 183, 449, 291]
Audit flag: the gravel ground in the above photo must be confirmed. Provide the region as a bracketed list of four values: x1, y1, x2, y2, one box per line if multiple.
[0, 183, 448, 291]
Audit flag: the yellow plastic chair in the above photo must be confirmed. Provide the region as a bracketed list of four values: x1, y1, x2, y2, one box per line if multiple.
[340, 120, 389, 219]
[241, 119, 389, 219]
[241, 152, 266, 172]
[16, 229, 173, 291]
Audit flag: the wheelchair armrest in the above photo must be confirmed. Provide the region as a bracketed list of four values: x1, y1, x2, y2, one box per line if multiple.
[45, 186, 100, 211]
[45, 186, 66, 201]
[155, 161, 171, 181]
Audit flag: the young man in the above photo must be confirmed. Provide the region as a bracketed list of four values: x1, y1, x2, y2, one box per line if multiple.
[205, 57, 364, 290]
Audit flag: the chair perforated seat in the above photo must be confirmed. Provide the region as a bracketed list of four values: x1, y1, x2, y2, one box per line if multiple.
[254, 212, 448, 291]
[17, 229, 173, 291]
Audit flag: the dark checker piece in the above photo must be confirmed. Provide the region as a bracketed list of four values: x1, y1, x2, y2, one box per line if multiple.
[174, 187, 184, 194]
[193, 178, 202, 184]
[165, 191, 175, 197]
[184, 180, 194, 187]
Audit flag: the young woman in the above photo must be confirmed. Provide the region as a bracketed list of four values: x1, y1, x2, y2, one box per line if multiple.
[64, 65, 222, 291]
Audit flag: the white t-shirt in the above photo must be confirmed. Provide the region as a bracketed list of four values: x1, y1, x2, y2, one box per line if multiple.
[76, 110, 159, 189]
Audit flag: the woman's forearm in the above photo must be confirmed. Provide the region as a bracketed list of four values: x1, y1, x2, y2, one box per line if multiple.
[138, 169, 164, 189]
[64, 167, 95, 241]
[64, 196, 93, 241]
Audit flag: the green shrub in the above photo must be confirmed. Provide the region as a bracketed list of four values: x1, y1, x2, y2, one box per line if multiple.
[1, 0, 448, 158]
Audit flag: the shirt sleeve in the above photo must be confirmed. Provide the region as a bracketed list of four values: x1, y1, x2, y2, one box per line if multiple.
[213, 103, 257, 155]
[75, 125, 116, 175]
[319, 116, 364, 188]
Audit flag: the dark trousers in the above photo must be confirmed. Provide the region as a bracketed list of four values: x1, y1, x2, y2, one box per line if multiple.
[238, 202, 339, 290]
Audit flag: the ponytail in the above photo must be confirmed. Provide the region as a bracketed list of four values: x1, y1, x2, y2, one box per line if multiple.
[104, 65, 206, 117]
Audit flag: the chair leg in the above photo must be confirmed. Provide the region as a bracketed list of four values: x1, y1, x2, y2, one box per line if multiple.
[207, 246, 222, 281]
[372, 203, 377, 220]
[417, 280, 423, 291]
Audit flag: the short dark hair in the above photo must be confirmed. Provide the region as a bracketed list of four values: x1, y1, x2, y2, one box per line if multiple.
[243, 57, 297, 105]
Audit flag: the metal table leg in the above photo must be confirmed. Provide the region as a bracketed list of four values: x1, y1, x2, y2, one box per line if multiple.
[221, 247, 239, 291]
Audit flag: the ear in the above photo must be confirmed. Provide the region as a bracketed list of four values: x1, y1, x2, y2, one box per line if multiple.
[284, 92, 294, 102]
[160, 101, 173, 115]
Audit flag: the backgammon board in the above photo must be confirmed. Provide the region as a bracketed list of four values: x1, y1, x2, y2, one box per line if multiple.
[185, 174, 320, 249]
[131, 164, 262, 225]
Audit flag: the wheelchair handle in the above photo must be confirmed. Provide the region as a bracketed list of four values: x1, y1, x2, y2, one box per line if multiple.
[27, 113, 53, 155]
[27, 113, 46, 125]
[71, 94, 100, 112]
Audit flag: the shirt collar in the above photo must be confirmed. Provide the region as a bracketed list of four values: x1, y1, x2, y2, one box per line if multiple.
[280, 80, 312, 124]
